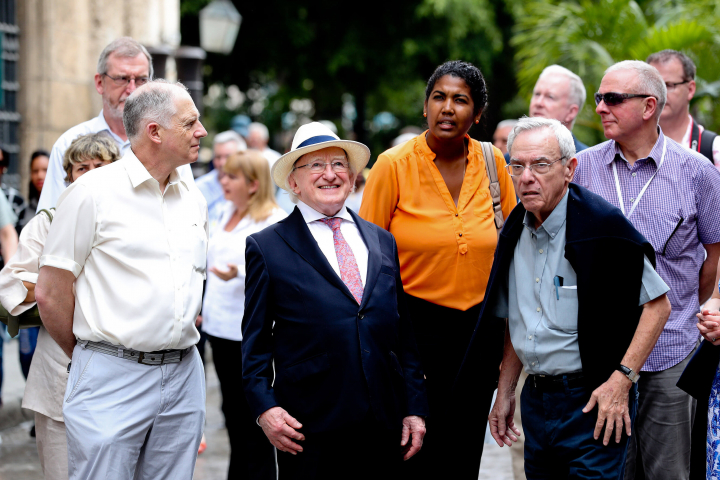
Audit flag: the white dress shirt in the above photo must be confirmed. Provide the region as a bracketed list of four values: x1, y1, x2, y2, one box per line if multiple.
[296, 201, 368, 287]
[40, 149, 208, 352]
[202, 203, 287, 341]
[37, 110, 195, 211]
[681, 114, 720, 168]
[0, 211, 70, 421]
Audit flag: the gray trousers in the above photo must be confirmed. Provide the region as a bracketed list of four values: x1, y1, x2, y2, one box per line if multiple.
[624, 350, 696, 480]
[64, 343, 206, 480]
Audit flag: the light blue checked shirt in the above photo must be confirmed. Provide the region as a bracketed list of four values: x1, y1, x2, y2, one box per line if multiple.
[574, 129, 720, 371]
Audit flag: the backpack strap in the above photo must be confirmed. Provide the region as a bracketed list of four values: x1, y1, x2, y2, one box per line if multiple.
[700, 129, 717, 163]
[690, 120, 701, 152]
[38, 208, 55, 223]
[480, 142, 504, 235]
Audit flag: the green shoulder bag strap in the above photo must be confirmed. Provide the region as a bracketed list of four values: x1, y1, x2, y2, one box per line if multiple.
[480, 142, 504, 237]
[0, 208, 55, 337]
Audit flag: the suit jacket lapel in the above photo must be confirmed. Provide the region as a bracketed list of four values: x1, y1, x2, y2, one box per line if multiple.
[349, 209, 380, 309]
[275, 207, 357, 304]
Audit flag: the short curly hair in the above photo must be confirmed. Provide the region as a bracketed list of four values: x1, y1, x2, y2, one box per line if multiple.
[425, 60, 488, 115]
[63, 133, 121, 183]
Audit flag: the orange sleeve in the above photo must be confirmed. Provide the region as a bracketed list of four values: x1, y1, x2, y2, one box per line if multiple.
[494, 146, 517, 219]
[359, 153, 399, 231]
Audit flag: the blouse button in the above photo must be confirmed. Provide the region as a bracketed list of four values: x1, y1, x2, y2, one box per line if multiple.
[459, 233, 463, 237]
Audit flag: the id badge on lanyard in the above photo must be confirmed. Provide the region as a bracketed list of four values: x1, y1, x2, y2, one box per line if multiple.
[612, 137, 667, 218]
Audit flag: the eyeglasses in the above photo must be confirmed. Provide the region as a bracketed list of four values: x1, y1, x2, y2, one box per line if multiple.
[665, 80, 690, 91]
[594, 92, 655, 107]
[293, 161, 350, 173]
[102, 73, 150, 87]
[505, 158, 565, 177]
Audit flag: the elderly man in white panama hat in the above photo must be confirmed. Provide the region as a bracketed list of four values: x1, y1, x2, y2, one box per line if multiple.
[242, 122, 429, 479]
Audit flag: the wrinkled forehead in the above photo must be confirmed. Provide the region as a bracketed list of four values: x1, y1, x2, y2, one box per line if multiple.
[510, 128, 561, 161]
[295, 146, 348, 166]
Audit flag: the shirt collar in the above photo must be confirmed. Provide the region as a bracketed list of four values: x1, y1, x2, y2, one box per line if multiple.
[296, 200, 354, 224]
[93, 110, 130, 147]
[416, 130, 474, 160]
[522, 188, 569, 239]
[608, 127, 666, 167]
[123, 149, 188, 191]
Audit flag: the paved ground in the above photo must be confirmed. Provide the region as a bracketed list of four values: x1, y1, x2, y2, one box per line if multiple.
[0, 339, 514, 479]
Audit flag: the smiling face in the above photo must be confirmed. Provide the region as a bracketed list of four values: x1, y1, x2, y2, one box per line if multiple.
[95, 53, 150, 123]
[288, 146, 356, 217]
[650, 57, 695, 124]
[161, 93, 208, 167]
[529, 74, 578, 126]
[220, 168, 258, 211]
[424, 75, 481, 144]
[31, 155, 49, 192]
[509, 128, 576, 226]
[596, 69, 657, 143]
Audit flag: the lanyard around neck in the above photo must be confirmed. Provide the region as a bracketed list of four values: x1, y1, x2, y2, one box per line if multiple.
[612, 137, 667, 218]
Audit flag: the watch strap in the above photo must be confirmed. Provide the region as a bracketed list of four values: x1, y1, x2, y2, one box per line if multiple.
[616, 364, 640, 383]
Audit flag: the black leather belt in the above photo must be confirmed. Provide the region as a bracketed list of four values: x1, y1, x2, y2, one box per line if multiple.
[80, 340, 193, 365]
[529, 372, 585, 391]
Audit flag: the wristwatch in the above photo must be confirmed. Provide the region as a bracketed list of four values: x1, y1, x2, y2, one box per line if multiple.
[616, 364, 640, 383]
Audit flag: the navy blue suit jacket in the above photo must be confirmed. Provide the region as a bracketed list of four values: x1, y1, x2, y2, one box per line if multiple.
[242, 207, 429, 433]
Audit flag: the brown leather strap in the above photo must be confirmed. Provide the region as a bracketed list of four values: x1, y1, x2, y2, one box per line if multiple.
[480, 142, 504, 235]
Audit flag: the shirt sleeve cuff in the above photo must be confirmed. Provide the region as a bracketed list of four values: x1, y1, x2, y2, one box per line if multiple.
[17, 272, 38, 284]
[39, 255, 82, 278]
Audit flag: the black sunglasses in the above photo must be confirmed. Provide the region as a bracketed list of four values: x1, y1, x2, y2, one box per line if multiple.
[594, 92, 655, 106]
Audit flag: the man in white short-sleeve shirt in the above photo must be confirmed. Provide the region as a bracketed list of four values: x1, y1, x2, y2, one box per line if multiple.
[36, 80, 209, 480]
[37, 37, 195, 211]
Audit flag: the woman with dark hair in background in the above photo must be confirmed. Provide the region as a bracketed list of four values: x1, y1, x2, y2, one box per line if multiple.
[360, 60, 516, 478]
[26, 150, 49, 215]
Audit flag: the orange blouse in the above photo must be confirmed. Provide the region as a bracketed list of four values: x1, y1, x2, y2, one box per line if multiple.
[359, 133, 516, 311]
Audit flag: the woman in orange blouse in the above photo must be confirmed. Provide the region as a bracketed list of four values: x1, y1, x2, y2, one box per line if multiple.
[360, 61, 516, 478]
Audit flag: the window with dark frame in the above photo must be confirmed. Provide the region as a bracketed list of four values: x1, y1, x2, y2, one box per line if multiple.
[0, 0, 20, 189]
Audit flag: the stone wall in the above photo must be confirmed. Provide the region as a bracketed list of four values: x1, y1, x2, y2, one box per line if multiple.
[16, 0, 179, 197]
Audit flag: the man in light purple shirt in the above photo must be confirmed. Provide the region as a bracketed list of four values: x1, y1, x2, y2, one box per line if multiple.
[574, 60, 720, 480]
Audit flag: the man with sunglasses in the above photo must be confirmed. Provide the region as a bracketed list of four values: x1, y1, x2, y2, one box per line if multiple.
[480, 116, 670, 479]
[647, 50, 719, 167]
[37, 37, 194, 211]
[574, 60, 720, 480]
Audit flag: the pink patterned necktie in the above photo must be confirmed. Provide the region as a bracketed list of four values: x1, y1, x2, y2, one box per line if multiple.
[319, 217, 363, 304]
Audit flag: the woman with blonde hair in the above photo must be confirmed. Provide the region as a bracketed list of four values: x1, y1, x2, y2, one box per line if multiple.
[201, 148, 286, 480]
[0, 132, 120, 480]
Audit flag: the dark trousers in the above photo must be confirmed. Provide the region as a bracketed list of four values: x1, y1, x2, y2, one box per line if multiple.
[276, 411, 402, 480]
[522, 375, 638, 480]
[401, 295, 487, 480]
[208, 335, 276, 480]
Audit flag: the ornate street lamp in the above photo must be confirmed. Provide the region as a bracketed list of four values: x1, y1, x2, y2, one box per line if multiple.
[199, 0, 242, 55]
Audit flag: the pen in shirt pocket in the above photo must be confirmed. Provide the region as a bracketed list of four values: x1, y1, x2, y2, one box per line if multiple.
[554, 275, 563, 300]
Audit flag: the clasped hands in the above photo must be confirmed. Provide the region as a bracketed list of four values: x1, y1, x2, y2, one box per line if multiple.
[209, 263, 238, 281]
[697, 308, 720, 345]
[489, 371, 632, 448]
[258, 406, 426, 460]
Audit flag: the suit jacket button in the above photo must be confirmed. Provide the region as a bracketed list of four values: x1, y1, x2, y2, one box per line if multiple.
[359, 314, 364, 319]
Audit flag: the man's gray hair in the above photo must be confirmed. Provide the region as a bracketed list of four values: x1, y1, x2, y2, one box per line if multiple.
[646, 49, 696, 81]
[538, 65, 587, 126]
[123, 80, 188, 142]
[496, 119, 519, 130]
[507, 116, 576, 163]
[97, 37, 154, 78]
[249, 122, 270, 141]
[213, 130, 247, 151]
[605, 60, 667, 121]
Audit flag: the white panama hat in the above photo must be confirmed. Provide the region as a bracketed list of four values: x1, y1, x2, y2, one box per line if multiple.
[271, 122, 371, 192]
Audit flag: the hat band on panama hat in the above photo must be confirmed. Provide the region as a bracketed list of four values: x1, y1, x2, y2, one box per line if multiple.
[297, 135, 338, 149]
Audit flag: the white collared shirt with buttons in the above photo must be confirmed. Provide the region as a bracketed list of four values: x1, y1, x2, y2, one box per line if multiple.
[296, 200, 368, 287]
[40, 149, 208, 352]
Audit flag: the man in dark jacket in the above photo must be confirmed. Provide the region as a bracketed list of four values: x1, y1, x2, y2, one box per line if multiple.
[471, 117, 671, 479]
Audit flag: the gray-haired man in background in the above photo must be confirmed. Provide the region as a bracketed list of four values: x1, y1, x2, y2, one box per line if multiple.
[37, 80, 209, 480]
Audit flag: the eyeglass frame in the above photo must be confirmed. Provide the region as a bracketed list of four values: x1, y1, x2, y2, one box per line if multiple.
[664, 80, 690, 91]
[505, 157, 566, 177]
[594, 92, 655, 107]
[101, 73, 150, 88]
[292, 160, 351, 173]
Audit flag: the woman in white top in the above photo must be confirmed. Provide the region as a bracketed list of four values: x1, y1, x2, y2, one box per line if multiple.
[201, 149, 286, 480]
[0, 133, 120, 480]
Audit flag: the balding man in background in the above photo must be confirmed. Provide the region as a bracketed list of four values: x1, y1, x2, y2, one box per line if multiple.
[37, 80, 209, 480]
[247, 122, 282, 166]
[38, 37, 194, 211]
[493, 120, 518, 156]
